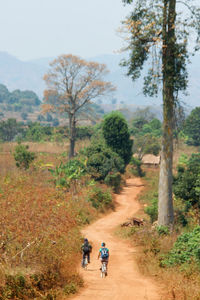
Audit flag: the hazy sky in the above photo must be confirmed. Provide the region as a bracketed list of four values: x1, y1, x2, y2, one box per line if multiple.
[0, 0, 132, 61]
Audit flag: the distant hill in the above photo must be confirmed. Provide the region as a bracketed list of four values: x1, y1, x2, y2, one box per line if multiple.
[0, 52, 46, 97]
[0, 51, 199, 108]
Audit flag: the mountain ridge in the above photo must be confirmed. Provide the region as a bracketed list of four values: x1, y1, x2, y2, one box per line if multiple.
[0, 51, 199, 108]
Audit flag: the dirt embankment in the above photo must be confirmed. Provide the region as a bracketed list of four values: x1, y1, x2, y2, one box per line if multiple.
[73, 178, 162, 300]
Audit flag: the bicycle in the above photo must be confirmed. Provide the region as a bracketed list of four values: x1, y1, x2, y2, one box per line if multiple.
[82, 256, 88, 270]
[100, 261, 107, 278]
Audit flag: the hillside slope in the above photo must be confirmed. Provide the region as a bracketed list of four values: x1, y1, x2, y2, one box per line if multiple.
[0, 51, 199, 107]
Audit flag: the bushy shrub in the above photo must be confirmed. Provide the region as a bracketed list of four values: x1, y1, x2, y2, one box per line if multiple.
[49, 159, 86, 188]
[156, 225, 169, 236]
[76, 126, 94, 139]
[64, 283, 77, 295]
[87, 186, 112, 209]
[104, 172, 122, 193]
[102, 111, 133, 165]
[0, 119, 24, 142]
[130, 157, 145, 177]
[52, 118, 59, 126]
[14, 144, 36, 169]
[144, 197, 158, 223]
[85, 143, 125, 181]
[25, 123, 53, 142]
[21, 112, 28, 120]
[0, 274, 35, 299]
[162, 226, 200, 266]
[130, 117, 162, 138]
[173, 153, 200, 207]
[133, 134, 161, 159]
[183, 107, 200, 146]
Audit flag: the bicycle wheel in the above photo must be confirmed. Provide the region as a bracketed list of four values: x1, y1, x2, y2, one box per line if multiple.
[84, 257, 88, 270]
[101, 262, 106, 278]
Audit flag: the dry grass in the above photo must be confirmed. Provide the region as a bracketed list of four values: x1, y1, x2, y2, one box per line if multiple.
[0, 141, 69, 154]
[0, 140, 98, 299]
[0, 139, 91, 155]
[173, 139, 199, 171]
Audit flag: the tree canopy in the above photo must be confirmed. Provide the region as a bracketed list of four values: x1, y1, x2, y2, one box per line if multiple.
[0, 84, 41, 106]
[102, 111, 133, 165]
[174, 153, 200, 207]
[184, 107, 200, 146]
[121, 0, 200, 99]
[43, 54, 114, 158]
[122, 0, 200, 227]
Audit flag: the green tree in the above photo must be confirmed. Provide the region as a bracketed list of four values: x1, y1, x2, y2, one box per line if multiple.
[52, 118, 59, 127]
[130, 118, 148, 135]
[0, 84, 41, 112]
[133, 134, 161, 159]
[132, 107, 156, 122]
[0, 84, 9, 103]
[10, 89, 41, 106]
[37, 114, 45, 122]
[46, 113, 53, 122]
[122, 0, 200, 227]
[25, 123, 53, 142]
[0, 119, 22, 141]
[133, 118, 162, 137]
[21, 112, 28, 120]
[85, 143, 125, 181]
[173, 153, 200, 207]
[184, 107, 200, 146]
[102, 111, 133, 165]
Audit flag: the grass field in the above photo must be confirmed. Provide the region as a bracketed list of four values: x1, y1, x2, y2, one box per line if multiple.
[0, 140, 98, 299]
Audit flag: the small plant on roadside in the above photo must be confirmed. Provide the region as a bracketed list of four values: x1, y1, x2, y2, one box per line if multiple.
[87, 186, 112, 209]
[156, 225, 169, 236]
[144, 198, 158, 223]
[63, 283, 77, 295]
[14, 144, 36, 169]
[49, 159, 86, 188]
[104, 172, 122, 193]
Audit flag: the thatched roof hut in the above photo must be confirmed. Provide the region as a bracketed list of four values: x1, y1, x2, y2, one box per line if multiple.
[141, 154, 160, 167]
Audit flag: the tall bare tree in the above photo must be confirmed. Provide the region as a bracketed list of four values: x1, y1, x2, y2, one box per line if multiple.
[43, 54, 115, 158]
[122, 0, 200, 227]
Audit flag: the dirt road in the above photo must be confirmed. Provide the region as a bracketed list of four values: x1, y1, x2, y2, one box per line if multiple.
[74, 178, 161, 300]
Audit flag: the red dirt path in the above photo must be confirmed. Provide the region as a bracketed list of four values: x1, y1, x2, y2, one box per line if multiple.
[73, 178, 162, 300]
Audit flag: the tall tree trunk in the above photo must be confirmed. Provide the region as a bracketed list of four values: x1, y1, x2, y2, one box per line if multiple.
[158, 0, 176, 227]
[68, 112, 76, 159]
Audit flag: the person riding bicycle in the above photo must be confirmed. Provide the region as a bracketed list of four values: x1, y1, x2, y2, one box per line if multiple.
[81, 238, 92, 266]
[97, 242, 109, 273]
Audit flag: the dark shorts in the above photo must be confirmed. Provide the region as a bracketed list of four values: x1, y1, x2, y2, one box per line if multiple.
[82, 252, 90, 261]
[101, 258, 108, 262]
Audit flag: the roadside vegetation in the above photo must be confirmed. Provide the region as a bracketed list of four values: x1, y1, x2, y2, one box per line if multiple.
[1, 102, 200, 299]
[119, 135, 200, 299]
[0, 110, 133, 299]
